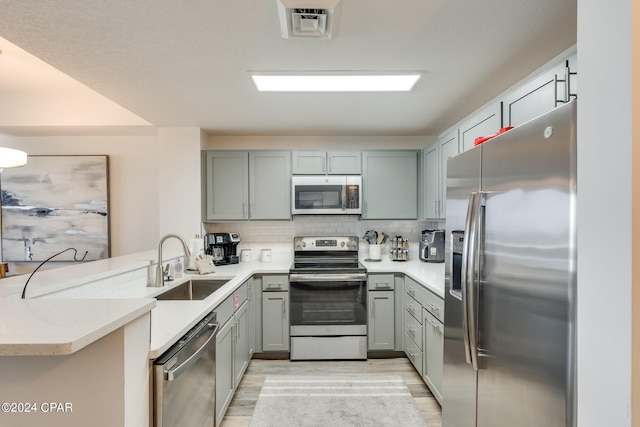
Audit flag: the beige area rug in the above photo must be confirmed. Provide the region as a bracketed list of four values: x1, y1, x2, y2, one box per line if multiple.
[248, 374, 427, 427]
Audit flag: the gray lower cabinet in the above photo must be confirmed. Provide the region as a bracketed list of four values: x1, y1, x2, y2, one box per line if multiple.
[402, 275, 445, 399]
[368, 290, 395, 350]
[368, 274, 395, 351]
[404, 279, 424, 376]
[262, 292, 289, 351]
[203, 150, 290, 221]
[215, 283, 251, 427]
[246, 278, 255, 357]
[233, 301, 250, 385]
[361, 150, 419, 219]
[215, 316, 234, 427]
[261, 275, 289, 352]
[423, 308, 444, 405]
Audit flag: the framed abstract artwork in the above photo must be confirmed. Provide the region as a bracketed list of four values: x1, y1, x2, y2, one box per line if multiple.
[1, 155, 110, 262]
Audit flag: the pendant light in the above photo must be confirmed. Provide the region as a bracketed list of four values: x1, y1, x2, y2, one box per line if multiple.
[0, 147, 27, 172]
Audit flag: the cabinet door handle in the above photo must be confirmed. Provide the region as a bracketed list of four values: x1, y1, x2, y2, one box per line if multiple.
[407, 304, 416, 316]
[427, 303, 440, 314]
[283, 297, 286, 316]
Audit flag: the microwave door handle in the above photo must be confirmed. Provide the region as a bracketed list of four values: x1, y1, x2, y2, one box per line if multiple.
[341, 182, 347, 212]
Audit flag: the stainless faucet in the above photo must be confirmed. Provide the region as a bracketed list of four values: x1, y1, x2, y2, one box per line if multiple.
[155, 234, 191, 287]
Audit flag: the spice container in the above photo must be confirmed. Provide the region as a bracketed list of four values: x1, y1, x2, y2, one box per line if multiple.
[390, 236, 409, 261]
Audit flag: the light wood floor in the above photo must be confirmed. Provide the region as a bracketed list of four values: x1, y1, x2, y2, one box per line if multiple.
[220, 357, 443, 427]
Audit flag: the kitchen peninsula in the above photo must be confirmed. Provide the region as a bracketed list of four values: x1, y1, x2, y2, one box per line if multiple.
[0, 243, 444, 427]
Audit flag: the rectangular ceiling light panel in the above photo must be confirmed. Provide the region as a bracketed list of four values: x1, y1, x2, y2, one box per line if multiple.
[251, 74, 421, 92]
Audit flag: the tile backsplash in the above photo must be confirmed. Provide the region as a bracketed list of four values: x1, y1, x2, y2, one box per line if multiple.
[203, 216, 443, 244]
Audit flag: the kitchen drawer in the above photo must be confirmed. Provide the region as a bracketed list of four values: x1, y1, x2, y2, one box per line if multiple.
[404, 331, 424, 376]
[216, 294, 235, 326]
[262, 275, 289, 291]
[404, 310, 423, 350]
[235, 282, 248, 305]
[368, 274, 394, 291]
[404, 293, 422, 323]
[405, 276, 424, 306]
[423, 288, 444, 323]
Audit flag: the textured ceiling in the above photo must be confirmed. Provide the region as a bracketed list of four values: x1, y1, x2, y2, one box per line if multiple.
[0, 0, 577, 136]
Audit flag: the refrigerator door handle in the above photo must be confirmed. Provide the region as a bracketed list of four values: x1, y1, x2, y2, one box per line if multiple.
[461, 192, 477, 366]
[462, 191, 483, 371]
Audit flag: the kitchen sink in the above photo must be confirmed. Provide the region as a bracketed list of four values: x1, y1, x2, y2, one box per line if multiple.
[156, 279, 229, 301]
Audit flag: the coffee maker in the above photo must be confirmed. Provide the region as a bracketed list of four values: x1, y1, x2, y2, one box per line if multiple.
[419, 229, 445, 263]
[205, 232, 241, 265]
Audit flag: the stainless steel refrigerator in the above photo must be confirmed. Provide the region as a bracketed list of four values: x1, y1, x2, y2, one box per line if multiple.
[442, 101, 576, 427]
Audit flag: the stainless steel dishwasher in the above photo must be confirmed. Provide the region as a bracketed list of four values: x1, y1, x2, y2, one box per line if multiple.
[153, 311, 218, 427]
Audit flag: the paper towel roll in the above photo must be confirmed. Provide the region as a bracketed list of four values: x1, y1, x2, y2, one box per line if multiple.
[187, 238, 205, 271]
[189, 238, 204, 255]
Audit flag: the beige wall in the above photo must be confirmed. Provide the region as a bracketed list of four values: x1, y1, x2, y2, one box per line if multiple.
[633, 0, 639, 421]
[577, 0, 633, 425]
[0, 128, 203, 270]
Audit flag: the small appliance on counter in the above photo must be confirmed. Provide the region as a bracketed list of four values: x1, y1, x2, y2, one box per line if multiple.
[420, 229, 445, 263]
[205, 232, 240, 265]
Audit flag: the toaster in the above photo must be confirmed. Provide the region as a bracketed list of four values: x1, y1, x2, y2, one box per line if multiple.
[420, 229, 445, 263]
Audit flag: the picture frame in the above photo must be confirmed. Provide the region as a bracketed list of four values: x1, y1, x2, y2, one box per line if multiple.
[0, 155, 110, 262]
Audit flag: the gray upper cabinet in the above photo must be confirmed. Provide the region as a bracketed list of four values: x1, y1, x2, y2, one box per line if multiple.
[249, 151, 291, 220]
[292, 151, 361, 175]
[459, 102, 502, 152]
[423, 130, 459, 220]
[204, 151, 249, 221]
[438, 131, 460, 217]
[361, 150, 418, 219]
[203, 150, 290, 221]
[503, 53, 577, 128]
[422, 144, 439, 220]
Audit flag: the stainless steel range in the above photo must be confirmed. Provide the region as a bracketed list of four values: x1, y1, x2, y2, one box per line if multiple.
[289, 236, 368, 360]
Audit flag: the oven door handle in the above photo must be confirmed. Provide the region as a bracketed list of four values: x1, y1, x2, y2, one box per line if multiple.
[289, 273, 367, 282]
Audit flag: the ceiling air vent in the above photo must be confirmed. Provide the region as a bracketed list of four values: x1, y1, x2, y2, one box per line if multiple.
[277, 0, 343, 39]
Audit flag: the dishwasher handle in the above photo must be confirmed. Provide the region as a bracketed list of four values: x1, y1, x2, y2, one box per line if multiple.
[165, 321, 218, 381]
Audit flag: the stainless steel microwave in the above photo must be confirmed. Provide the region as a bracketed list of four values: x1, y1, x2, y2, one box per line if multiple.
[291, 175, 362, 215]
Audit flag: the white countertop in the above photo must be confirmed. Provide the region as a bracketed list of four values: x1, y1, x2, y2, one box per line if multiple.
[0, 244, 444, 359]
[0, 298, 156, 356]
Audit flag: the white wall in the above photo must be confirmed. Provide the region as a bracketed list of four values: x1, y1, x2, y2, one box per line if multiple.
[157, 127, 204, 240]
[577, 0, 632, 425]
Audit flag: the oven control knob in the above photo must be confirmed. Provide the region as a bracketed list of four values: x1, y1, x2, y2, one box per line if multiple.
[301, 242, 306, 248]
[340, 241, 345, 248]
